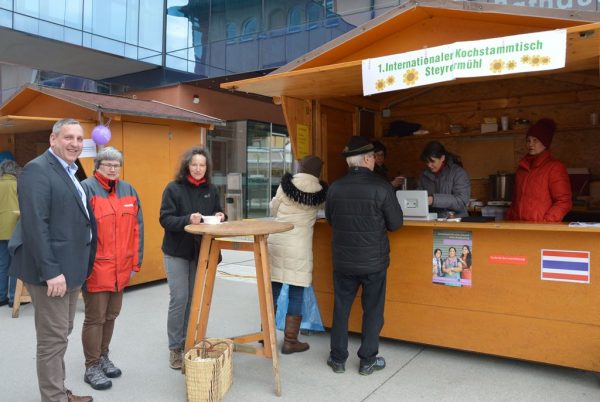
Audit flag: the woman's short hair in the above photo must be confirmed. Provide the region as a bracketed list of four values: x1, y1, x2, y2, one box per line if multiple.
[0, 159, 21, 177]
[420, 141, 462, 166]
[94, 147, 123, 170]
[175, 146, 212, 185]
[346, 151, 374, 168]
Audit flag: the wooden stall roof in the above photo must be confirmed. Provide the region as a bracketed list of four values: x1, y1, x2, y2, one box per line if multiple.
[221, 1, 600, 100]
[0, 85, 224, 127]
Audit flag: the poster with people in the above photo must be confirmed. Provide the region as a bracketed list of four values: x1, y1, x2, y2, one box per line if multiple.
[432, 230, 472, 287]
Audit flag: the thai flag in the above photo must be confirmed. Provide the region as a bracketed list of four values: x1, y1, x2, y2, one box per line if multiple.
[541, 249, 590, 283]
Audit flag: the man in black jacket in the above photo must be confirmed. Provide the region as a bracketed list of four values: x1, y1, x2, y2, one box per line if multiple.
[325, 136, 403, 376]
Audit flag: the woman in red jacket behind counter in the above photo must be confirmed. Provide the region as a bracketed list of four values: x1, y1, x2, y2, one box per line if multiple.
[506, 118, 572, 222]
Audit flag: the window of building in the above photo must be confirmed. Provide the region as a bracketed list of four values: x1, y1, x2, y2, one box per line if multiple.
[136, 0, 163, 51]
[268, 8, 285, 32]
[241, 17, 257, 42]
[324, 0, 339, 28]
[14, 0, 39, 18]
[226, 22, 237, 44]
[306, 3, 321, 30]
[0, 0, 13, 11]
[325, 0, 336, 16]
[166, 1, 191, 53]
[287, 6, 302, 33]
[90, 0, 127, 42]
[0, 9, 11, 27]
[125, 0, 139, 45]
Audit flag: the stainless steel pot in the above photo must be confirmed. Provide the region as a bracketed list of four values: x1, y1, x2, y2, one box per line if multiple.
[489, 172, 515, 201]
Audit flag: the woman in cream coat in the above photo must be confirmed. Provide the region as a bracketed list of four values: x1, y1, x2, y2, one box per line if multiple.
[268, 155, 327, 354]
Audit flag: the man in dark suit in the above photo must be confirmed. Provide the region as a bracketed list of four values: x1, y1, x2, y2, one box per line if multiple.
[9, 118, 97, 402]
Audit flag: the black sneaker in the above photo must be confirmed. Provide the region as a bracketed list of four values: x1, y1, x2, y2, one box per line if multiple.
[100, 353, 122, 378]
[359, 356, 386, 375]
[84, 363, 112, 390]
[327, 357, 345, 373]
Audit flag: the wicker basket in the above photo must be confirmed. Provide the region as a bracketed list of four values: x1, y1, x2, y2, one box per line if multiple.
[184, 338, 234, 402]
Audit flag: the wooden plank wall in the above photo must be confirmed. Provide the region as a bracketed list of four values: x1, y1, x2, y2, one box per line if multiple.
[377, 74, 600, 201]
[312, 221, 600, 372]
[319, 102, 356, 183]
[0, 133, 14, 157]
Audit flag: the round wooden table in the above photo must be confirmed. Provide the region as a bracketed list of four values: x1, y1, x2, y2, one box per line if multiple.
[184, 220, 293, 396]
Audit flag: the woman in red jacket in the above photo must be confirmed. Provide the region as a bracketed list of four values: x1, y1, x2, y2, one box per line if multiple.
[80, 147, 144, 390]
[506, 118, 572, 222]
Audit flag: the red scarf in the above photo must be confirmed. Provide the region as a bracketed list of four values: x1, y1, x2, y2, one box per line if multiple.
[187, 174, 207, 187]
[94, 171, 118, 192]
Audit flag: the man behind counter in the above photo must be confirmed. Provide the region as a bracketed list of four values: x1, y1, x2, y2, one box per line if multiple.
[372, 141, 405, 189]
[506, 118, 572, 222]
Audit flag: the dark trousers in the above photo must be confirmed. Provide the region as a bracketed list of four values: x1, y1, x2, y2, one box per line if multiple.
[329, 269, 387, 365]
[82, 290, 124, 368]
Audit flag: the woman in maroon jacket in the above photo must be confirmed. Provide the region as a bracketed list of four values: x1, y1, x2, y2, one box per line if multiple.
[80, 147, 144, 391]
[506, 118, 572, 222]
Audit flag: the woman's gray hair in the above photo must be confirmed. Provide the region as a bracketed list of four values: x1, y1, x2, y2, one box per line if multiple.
[0, 159, 22, 177]
[346, 152, 373, 168]
[94, 147, 123, 170]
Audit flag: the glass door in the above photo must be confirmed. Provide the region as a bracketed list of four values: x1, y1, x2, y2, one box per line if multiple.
[209, 120, 291, 219]
[246, 121, 291, 218]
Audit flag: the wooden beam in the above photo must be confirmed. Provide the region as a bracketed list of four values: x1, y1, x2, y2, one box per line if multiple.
[281, 96, 312, 158]
[385, 87, 600, 118]
[342, 96, 381, 111]
[545, 72, 600, 88]
[317, 99, 357, 113]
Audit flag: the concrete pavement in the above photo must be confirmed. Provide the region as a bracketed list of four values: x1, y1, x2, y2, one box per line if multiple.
[1, 250, 599, 401]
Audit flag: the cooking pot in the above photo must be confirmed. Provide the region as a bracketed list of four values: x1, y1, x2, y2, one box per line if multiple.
[489, 172, 515, 201]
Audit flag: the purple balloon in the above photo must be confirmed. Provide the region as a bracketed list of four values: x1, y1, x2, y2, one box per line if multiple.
[91, 125, 111, 145]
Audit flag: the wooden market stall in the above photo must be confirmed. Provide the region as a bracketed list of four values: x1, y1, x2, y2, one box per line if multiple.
[0, 84, 223, 285]
[222, 1, 600, 372]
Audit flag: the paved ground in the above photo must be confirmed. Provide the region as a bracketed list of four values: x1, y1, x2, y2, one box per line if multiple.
[1, 250, 600, 401]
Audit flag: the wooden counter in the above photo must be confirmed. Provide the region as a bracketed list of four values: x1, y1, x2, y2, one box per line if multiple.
[312, 220, 600, 372]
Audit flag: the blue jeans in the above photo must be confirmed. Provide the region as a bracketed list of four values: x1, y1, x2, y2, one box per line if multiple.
[0, 240, 16, 303]
[272, 282, 304, 316]
[164, 254, 197, 351]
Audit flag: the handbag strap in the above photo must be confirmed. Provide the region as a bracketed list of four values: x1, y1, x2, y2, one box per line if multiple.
[196, 339, 231, 358]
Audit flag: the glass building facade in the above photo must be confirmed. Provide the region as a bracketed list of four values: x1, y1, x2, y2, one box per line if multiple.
[2, 0, 596, 81]
[0, 0, 164, 66]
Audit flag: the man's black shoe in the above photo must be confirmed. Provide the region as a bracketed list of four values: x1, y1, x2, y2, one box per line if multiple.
[327, 357, 345, 373]
[359, 356, 386, 375]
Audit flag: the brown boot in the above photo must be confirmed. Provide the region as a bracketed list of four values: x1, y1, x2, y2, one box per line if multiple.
[282, 315, 309, 354]
[66, 389, 93, 402]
